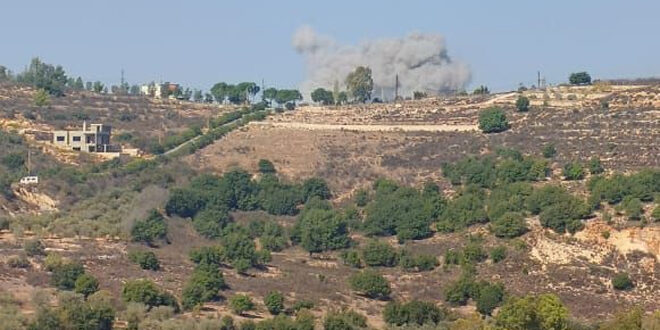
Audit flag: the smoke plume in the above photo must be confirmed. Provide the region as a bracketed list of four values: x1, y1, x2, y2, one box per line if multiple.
[293, 25, 471, 101]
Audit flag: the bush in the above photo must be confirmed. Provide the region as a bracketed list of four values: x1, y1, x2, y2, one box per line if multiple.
[588, 157, 604, 174]
[612, 273, 634, 290]
[383, 300, 446, 326]
[128, 250, 160, 270]
[444, 250, 462, 265]
[478, 107, 509, 133]
[490, 246, 507, 263]
[324, 310, 368, 330]
[399, 253, 439, 272]
[436, 187, 486, 232]
[563, 162, 585, 180]
[542, 144, 557, 158]
[340, 249, 362, 268]
[264, 291, 285, 315]
[2, 152, 25, 171]
[51, 261, 85, 290]
[490, 212, 528, 238]
[258, 159, 276, 174]
[348, 270, 391, 299]
[131, 210, 168, 246]
[462, 241, 487, 264]
[192, 207, 232, 239]
[165, 188, 205, 218]
[259, 222, 288, 252]
[474, 282, 505, 315]
[620, 196, 643, 221]
[122, 279, 179, 311]
[7, 255, 30, 268]
[301, 177, 331, 201]
[293, 207, 351, 253]
[652, 205, 660, 222]
[292, 300, 315, 313]
[569, 72, 591, 85]
[181, 263, 226, 310]
[516, 95, 530, 112]
[354, 189, 369, 207]
[74, 274, 99, 298]
[444, 273, 475, 305]
[24, 239, 46, 256]
[229, 294, 254, 315]
[361, 240, 398, 267]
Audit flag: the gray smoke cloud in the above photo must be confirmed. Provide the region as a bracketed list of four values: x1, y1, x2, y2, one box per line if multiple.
[293, 25, 471, 101]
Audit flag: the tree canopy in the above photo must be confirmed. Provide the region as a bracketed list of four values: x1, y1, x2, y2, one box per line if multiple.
[345, 66, 373, 103]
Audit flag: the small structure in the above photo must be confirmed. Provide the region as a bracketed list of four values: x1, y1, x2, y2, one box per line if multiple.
[52, 121, 115, 152]
[19, 176, 39, 185]
[140, 82, 179, 99]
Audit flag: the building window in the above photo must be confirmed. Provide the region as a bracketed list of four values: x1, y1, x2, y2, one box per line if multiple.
[56, 136, 65, 142]
[72, 136, 81, 142]
[72, 147, 81, 151]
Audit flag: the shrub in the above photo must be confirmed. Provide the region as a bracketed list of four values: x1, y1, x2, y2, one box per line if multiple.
[399, 253, 439, 272]
[291, 300, 315, 313]
[2, 152, 25, 170]
[74, 274, 99, 298]
[258, 159, 276, 174]
[516, 95, 530, 112]
[569, 72, 591, 85]
[324, 310, 368, 330]
[361, 240, 398, 267]
[490, 246, 507, 263]
[131, 210, 168, 246]
[542, 144, 557, 158]
[128, 250, 160, 270]
[383, 300, 446, 326]
[437, 187, 487, 232]
[652, 205, 660, 222]
[612, 273, 634, 290]
[478, 107, 509, 133]
[259, 222, 289, 252]
[340, 249, 363, 268]
[588, 157, 604, 174]
[490, 212, 528, 238]
[165, 188, 205, 218]
[474, 282, 505, 315]
[301, 177, 331, 201]
[462, 241, 487, 264]
[181, 264, 225, 310]
[192, 207, 232, 239]
[7, 255, 30, 268]
[122, 279, 179, 312]
[264, 291, 285, 315]
[229, 294, 254, 315]
[293, 207, 351, 253]
[620, 197, 643, 221]
[444, 250, 462, 265]
[563, 162, 585, 180]
[444, 273, 475, 305]
[24, 239, 46, 256]
[348, 270, 391, 299]
[51, 261, 85, 290]
[354, 189, 369, 207]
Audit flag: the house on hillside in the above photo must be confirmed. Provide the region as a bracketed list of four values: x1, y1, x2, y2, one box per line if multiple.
[52, 121, 116, 153]
[140, 82, 180, 99]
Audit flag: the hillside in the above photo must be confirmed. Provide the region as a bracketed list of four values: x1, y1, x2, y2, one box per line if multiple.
[0, 82, 659, 329]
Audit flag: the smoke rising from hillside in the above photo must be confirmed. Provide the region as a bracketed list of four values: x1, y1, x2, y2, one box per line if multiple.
[293, 26, 471, 100]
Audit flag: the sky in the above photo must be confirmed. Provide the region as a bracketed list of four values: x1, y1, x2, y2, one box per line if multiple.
[2, 0, 659, 93]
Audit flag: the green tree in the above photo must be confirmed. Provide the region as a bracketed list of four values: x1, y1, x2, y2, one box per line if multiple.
[311, 88, 335, 105]
[361, 240, 398, 267]
[324, 310, 368, 330]
[229, 294, 254, 315]
[490, 212, 528, 238]
[181, 263, 226, 310]
[275, 89, 303, 106]
[192, 207, 232, 239]
[478, 107, 509, 133]
[383, 300, 446, 326]
[473, 85, 490, 95]
[122, 279, 179, 311]
[50, 261, 85, 290]
[336, 91, 348, 105]
[74, 274, 100, 298]
[34, 88, 50, 106]
[301, 177, 331, 201]
[348, 270, 391, 299]
[264, 291, 285, 315]
[294, 207, 351, 254]
[131, 210, 168, 246]
[569, 72, 591, 85]
[345, 66, 373, 103]
[516, 95, 530, 112]
[128, 250, 160, 270]
[17, 57, 68, 96]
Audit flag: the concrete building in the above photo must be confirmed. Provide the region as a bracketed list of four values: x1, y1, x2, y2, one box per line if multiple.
[53, 122, 113, 152]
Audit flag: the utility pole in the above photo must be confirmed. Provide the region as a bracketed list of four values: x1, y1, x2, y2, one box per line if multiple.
[26, 150, 31, 176]
[537, 71, 541, 89]
[394, 74, 400, 100]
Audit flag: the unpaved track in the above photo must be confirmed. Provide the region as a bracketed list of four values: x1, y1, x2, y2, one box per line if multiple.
[250, 121, 477, 132]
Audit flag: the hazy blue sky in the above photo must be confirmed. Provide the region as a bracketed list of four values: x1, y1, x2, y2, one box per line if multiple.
[2, 0, 659, 93]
